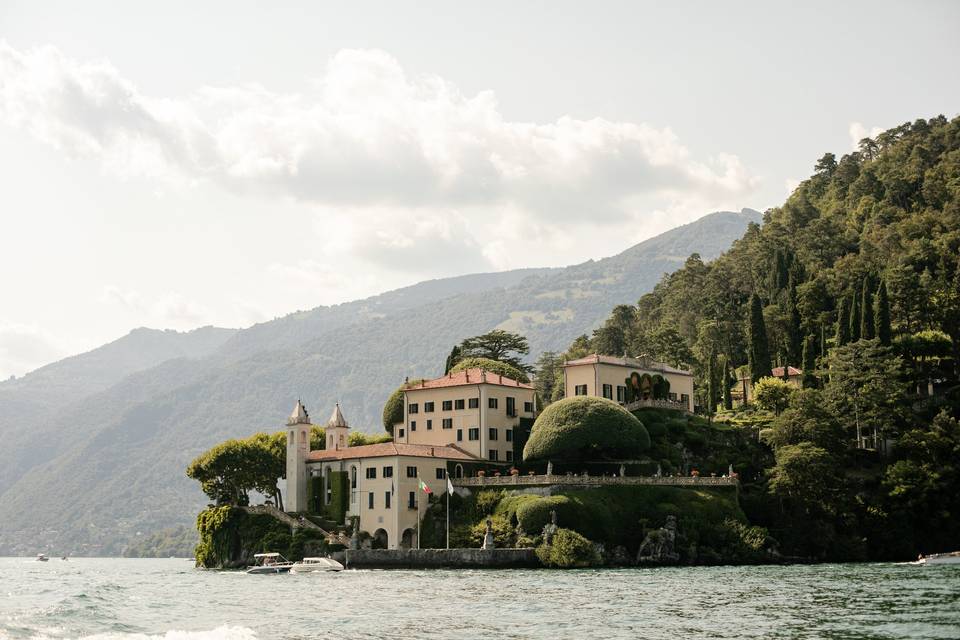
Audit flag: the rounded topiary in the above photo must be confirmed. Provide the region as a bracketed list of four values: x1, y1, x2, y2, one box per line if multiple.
[523, 396, 650, 462]
[450, 357, 530, 383]
[381, 379, 424, 434]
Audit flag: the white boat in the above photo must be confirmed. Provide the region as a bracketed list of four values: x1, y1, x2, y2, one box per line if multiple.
[36, 554, 49, 562]
[290, 557, 344, 573]
[245, 552, 294, 574]
[919, 551, 960, 565]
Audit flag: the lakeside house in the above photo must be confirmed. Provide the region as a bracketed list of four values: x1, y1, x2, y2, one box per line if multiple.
[562, 354, 694, 412]
[731, 366, 803, 405]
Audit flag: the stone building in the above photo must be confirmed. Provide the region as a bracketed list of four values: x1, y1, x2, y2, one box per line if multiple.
[731, 365, 803, 405]
[392, 367, 537, 463]
[562, 354, 694, 412]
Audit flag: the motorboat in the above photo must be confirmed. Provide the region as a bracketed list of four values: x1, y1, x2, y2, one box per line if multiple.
[246, 552, 293, 574]
[919, 551, 960, 565]
[36, 554, 49, 562]
[290, 557, 344, 573]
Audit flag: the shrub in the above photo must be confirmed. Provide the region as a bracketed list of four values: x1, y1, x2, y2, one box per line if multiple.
[468, 515, 514, 548]
[645, 421, 667, 438]
[536, 528, 600, 568]
[450, 358, 530, 383]
[515, 495, 574, 534]
[523, 396, 650, 462]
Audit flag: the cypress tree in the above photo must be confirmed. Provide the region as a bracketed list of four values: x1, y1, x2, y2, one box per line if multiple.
[722, 358, 733, 410]
[802, 334, 817, 388]
[835, 297, 851, 346]
[860, 277, 875, 340]
[875, 280, 892, 345]
[849, 291, 862, 342]
[748, 294, 772, 386]
[786, 284, 803, 365]
[444, 345, 462, 374]
[706, 350, 718, 416]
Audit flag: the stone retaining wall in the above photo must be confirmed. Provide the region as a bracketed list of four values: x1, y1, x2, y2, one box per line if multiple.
[342, 548, 540, 569]
[453, 474, 738, 488]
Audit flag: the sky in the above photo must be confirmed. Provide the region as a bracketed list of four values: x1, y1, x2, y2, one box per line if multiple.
[1, 0, 958, 379]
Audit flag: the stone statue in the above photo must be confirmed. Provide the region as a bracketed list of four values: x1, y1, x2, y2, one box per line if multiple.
[619, 463, 626, 477]
[655, 463, 662, 478]
[481, 518, 496, 550]
[546, 461, 553, 476]
[350, 516, 360, 549]
[728, 463, 734, 477]
[542, 510, 559, 546]
[636, 515, 680, 565]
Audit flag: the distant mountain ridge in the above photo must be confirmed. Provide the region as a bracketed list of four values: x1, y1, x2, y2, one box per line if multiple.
[0, 208, 759, 555]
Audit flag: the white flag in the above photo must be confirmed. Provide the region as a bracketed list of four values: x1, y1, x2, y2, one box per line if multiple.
[446, 474, 454, 494]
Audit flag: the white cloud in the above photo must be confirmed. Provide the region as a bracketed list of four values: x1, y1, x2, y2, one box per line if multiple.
[0, 323, 69, 378]
[848, 122, 884, 151]
[100, 286, 210, 327]
[0, 41, 760, 273]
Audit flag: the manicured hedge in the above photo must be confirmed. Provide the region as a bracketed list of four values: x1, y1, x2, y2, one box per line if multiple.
[326, 471, 349, 525]
[523, 396, 650, 462]
[381, 379, 425, 434]
[515, 495, 574, 534]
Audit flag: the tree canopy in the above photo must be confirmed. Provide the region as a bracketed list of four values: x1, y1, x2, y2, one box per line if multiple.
[457, 329, 531, 372]
[450, 357, 530, 383]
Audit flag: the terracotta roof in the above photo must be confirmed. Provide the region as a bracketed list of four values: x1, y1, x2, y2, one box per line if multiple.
[404, 367, 533, 391]
[738, 366, 803, 382]
[771, 366, 803, 377]
[563, 354, 692, 376]
[306, 442, 480, 462]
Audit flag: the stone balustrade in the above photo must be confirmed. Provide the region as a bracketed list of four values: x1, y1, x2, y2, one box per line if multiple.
[452, 474, 738, 488]
[622, 398, 690, 413]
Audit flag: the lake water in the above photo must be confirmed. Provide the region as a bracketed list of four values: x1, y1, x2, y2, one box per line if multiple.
[0, 558, 957, 639]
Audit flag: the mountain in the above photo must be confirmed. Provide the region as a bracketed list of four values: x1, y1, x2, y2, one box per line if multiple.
[0, 208, 759, 555]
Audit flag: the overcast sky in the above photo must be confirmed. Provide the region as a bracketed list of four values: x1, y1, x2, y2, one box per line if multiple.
[1, 0, 958, 378]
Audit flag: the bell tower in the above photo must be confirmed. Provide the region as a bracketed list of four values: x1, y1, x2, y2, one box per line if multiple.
[326, 403, 350, 451]
[285, 399, 311, 513]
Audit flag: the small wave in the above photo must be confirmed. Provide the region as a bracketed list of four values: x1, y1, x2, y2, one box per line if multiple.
[0, 625, 258, 640]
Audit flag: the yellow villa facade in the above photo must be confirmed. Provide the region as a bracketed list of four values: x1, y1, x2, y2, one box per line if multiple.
[562, 354, 695, 412]
[285, 401, 481, 550]
[393, 367, 537, 464]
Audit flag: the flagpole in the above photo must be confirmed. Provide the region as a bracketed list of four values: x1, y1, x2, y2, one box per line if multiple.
[445, 470, 450, 550]
[416, 472, 421, 550]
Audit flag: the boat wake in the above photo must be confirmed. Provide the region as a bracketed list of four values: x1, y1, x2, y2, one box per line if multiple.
[0, 625, 258, 640]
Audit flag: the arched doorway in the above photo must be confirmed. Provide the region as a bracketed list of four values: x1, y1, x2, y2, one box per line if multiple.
[455, 464, 464, 479]
[400, 528, 417, 550]
[373, 528, 388, 549]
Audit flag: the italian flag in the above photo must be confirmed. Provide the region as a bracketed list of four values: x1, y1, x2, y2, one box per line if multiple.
[418, 479, 432, 494]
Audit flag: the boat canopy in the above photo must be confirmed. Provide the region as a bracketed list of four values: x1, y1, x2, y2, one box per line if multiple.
[254, 553, 281, 558]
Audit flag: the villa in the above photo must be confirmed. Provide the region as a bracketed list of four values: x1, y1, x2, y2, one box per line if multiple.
[392, 367, 538, 463]
[563, 354, 694, 412]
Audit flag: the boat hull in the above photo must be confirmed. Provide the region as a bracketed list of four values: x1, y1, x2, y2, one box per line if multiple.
[245, 565, 293, 574]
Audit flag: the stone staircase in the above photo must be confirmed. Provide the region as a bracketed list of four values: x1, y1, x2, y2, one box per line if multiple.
[242, 505, 349, 545]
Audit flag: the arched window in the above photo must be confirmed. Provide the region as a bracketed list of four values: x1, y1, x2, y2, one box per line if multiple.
[455, 464, 464, 479]
[288, 430, 294, 445]
[325, 467, 332, 504]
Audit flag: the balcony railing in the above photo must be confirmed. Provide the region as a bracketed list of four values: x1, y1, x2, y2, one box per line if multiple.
[452, 474, 737, 488]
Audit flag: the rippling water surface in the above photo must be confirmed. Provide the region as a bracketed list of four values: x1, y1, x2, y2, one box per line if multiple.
[0, 558, 958, 639]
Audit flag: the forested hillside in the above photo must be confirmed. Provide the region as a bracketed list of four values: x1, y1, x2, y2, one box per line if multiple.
[0, 209, 756, 556]
[557, 115, 960, 559]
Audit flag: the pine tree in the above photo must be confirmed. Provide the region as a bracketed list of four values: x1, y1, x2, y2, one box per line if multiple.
[802, 334, 818, 388]
[875, 280, 892, 345]
[748, 294, 772, 387]
[861, 277, 875, 340]
[835, 297, 851, 346]
[849, 291, 862, 342]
